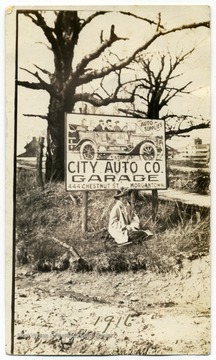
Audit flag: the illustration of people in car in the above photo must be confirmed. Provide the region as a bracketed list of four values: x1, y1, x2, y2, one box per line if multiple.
[68, 118, 163, 162]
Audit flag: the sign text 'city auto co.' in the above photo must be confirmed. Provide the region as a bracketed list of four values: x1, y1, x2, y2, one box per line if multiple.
[65, 113, 167, 191]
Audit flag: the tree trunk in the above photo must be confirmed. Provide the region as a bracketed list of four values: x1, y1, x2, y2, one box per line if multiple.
[45, 101, 65, 181]
[147, 102, 160, 219]
[45, 84, 77, 181]
[147, 99, 160, 119]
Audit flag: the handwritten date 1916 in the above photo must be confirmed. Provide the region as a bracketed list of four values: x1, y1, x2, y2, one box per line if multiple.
[94, 315, 132, 333]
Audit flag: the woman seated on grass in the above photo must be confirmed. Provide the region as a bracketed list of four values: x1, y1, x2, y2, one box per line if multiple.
[108, 187, 152, 246]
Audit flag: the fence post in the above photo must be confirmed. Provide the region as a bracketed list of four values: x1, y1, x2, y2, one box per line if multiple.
[82, 191, 88, 233]
[36, 137, 45, 189]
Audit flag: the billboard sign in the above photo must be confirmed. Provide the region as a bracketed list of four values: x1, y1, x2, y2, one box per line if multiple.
[65, 113, 167, 191]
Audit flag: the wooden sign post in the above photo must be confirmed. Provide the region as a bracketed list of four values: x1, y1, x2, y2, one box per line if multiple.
[82, 191, 88, 233]
[36, 137, 45, 189]
[152, 189, 158, 221]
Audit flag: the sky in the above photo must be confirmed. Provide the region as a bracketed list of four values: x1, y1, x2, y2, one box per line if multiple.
[16, 6, 210, 153]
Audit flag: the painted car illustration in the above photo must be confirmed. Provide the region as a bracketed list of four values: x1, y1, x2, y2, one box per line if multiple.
[67, 124, 163, 161]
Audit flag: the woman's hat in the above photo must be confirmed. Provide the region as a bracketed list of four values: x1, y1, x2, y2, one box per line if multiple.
[113, 187, 132, 199]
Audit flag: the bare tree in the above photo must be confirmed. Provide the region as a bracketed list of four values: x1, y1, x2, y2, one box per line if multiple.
[18, 10, 209, 181]
[117, 49, 210, 209]
[118, 50, 210, 138]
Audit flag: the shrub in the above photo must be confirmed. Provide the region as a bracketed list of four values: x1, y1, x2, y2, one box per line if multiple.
[168, 167, 210, 194]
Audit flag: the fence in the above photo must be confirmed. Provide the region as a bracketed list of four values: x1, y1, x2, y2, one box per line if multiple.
[171, 144, 210, 168]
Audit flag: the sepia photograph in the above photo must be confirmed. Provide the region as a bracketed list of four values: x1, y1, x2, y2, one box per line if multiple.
[5, 4, 211, 356]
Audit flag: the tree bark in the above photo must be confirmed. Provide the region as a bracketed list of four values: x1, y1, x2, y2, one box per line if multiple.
[46, 100, 65, 181]
[45, 93, 76, 181]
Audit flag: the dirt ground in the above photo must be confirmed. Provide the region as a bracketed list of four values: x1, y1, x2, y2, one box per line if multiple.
[13, 255, 210, 355]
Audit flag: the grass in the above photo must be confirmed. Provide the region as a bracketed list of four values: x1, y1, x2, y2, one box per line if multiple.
[168, 166, 210, 194]
[15, 171, 210, 274]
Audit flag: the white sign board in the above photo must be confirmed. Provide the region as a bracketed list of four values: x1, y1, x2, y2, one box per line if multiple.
[65, 113, 167, 191]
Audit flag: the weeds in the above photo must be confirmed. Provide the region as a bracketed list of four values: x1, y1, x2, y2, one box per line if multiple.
[16, 172, 210, 274]
[168, 167, 210, 194]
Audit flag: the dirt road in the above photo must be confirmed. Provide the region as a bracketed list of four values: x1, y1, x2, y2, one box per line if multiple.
[14, 255, 210, 355]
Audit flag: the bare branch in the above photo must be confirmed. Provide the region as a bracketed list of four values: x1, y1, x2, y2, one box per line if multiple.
[158, 49, 194, 94]
[107, 49, 124, 62]
[118, 108, 146, 118]
[119, 11, 165, 29]
[161, 114, 196, 120]
[165, 21, 210, 35]
[167, 48, 195, 77]
[132, 109, 148, 116]
[80, 11, 107, 30]
[77, 21, 208, 86]
[92, 93, 104, 100]
[156, 12, 162, 32]
[74, 24, 128, 79]
[156, 54, 165, 82]
[119, 109, 210, 138]
[17, 80, 47, 91]
[23, 11, 59, 54]
[169, 73, 184, 81]
[89, 72, 142, 104]
[135, 93, 149, 104]
[34, 64, 52, 77]
[161, 81, 192, 106]
[99, 78, 110, 97]
[19, 67, 36, 78]
[17, 79, 59, 98]
[23, 113, 48, 120]
[74, 84, 139, 107]
[166, 122, 210, 139]
[19, 67, 61, 97]
[35, 41, 52, 51]
[165, 83, 192, 94]
[119, 77, 146, 88]
[80, 10, 166, 31]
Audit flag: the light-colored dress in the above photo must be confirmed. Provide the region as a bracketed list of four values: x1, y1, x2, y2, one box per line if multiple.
[108, 200, 140, 244]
